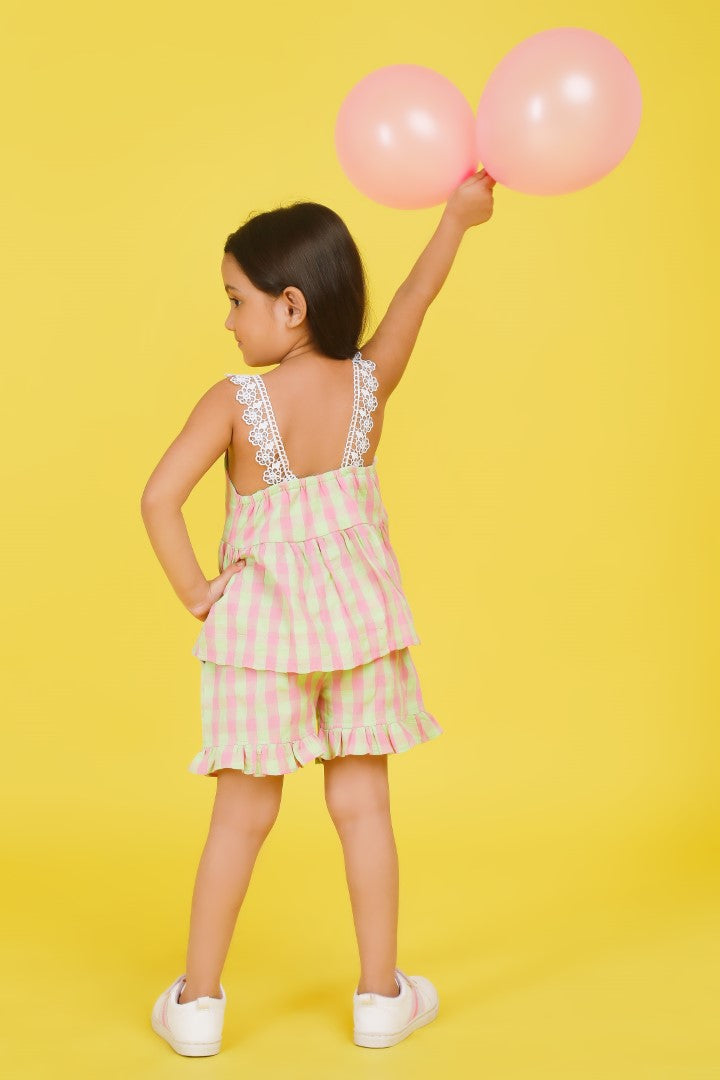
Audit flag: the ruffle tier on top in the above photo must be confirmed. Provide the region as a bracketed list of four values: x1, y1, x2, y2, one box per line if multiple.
[190, 460, 421, 674]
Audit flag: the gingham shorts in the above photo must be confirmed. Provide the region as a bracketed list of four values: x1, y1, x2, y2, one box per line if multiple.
[188, 647, 443, 778]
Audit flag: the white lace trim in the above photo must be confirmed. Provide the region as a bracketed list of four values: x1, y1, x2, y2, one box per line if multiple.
[224, 373, 297, 486]
[224, 350, 379, 487]
[341, 352, 379, 468]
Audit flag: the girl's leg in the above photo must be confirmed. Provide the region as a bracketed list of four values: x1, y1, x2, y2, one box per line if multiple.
[178, 768, 284, 1003]
[323, 754, 400, 997]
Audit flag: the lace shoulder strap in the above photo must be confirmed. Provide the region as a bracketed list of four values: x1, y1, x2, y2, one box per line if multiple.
[340, 351, 379, 468]
[224, 373, 297, 487]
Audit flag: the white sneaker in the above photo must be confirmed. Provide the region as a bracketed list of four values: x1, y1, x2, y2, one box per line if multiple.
[151, 973, 227, 1056]
[353, 967, 439, 1048]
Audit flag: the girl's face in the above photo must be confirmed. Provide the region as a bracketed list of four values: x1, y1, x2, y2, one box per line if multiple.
[221, 254, 308, 369]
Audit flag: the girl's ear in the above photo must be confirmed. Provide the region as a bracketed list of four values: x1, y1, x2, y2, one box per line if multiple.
[282, 286, 307, 325]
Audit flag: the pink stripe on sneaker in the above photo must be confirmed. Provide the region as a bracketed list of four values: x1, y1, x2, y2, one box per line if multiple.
[408, 980, 420, 1021]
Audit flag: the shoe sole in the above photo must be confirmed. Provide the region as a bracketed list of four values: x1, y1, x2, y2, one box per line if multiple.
[353, 1001, 439, 1048]
[151, 1012, 221, 1056]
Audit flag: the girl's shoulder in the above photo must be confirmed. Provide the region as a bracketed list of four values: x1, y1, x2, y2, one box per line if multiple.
[186, 376, 245, 444]
[220, 354, 384, 420]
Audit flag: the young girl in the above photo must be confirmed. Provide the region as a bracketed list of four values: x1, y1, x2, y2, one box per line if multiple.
[141, 169, 496, 1056]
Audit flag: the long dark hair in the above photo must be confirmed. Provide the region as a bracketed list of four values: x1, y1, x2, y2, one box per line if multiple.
[223, 202, 370, 360]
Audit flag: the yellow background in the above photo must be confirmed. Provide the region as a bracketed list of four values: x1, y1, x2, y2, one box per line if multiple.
[2, 0, 718, 1075]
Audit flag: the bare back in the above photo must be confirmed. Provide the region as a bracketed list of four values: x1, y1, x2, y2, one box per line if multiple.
[226, 354, 387, 498]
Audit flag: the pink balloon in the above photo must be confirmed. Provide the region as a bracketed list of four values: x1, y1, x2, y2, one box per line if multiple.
[476, 27, 642, 195]
[335, 65, 478, 209]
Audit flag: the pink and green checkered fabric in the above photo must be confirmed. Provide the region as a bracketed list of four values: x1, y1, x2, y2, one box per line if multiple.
[188, 646, 442, 776]
[191, 458, 422, 673]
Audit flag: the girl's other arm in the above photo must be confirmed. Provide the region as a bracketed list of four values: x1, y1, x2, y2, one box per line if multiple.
[140, 379, 236, 618]
[362, 169, 496, 398]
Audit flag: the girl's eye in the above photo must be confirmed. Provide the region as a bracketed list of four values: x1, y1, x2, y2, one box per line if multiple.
[230, 298, 241, 308]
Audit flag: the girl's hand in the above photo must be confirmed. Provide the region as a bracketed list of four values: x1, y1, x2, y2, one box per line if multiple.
[189, 559, 246, 621]
[444, 168, 496, 230]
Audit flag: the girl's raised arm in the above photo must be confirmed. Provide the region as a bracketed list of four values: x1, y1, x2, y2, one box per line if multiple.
[361, 169, 496, 399]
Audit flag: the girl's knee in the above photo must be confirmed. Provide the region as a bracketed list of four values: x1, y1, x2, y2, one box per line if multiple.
[323, 753, 390, 827]
[212, 769, 284, 835]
